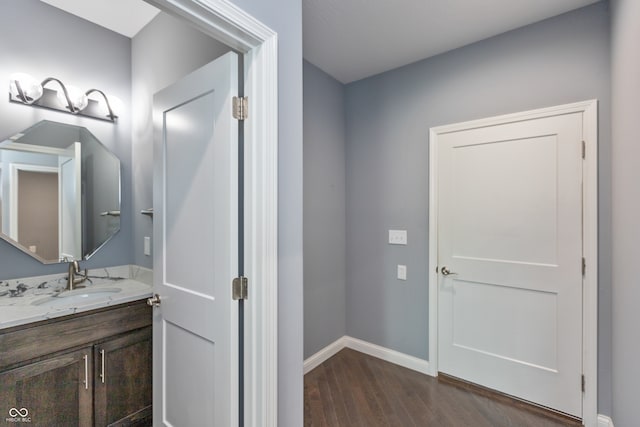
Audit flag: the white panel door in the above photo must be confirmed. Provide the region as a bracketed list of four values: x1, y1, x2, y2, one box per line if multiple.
[437, 112, 583, 417]
[152, 52, 238, 427]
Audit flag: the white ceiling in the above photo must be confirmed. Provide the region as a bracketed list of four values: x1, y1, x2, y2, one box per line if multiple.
[41, 0, 600, 82]
[303, 0, 601, 83]
[40, 0, 160, 38]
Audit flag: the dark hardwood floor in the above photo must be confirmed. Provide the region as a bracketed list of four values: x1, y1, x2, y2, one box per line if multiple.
[304, 348, 582, 427]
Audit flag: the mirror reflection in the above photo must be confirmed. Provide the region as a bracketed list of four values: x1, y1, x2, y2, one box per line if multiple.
[0, 121, 120, 263]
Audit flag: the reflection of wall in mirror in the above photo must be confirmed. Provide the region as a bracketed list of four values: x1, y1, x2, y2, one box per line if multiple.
[17, 170, 58, 260]
[81, 128, 120, 255]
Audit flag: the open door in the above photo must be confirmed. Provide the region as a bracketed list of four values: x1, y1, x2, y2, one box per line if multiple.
[58, 142, 82, 261]
[152, 52, 239, 426]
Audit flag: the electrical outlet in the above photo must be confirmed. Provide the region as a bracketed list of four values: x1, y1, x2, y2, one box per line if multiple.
[389, 229, 407, 245]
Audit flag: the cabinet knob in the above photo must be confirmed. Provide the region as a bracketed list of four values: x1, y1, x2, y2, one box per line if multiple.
[147, 294, 161, 307]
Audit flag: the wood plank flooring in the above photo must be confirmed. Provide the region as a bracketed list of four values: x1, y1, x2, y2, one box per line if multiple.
[304, 348, 582, 427]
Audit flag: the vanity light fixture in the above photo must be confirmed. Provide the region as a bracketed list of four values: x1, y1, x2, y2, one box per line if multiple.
[9, 73, 119, 122]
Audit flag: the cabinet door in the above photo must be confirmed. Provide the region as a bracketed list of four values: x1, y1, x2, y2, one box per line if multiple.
[0, 347, 93, 427]
[94, 327, 152, 426]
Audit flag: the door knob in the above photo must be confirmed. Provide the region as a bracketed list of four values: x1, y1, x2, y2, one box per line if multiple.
[441, 266, 457, 276]
[147, 294, 161, 307]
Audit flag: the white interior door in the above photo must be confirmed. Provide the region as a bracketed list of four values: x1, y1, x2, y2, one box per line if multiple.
[152, 52, 239, 427]
[59, 142, 82, 261]
[437, 112, 584, 417]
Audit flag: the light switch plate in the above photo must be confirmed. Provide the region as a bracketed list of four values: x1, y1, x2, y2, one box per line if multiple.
[144, 236, 151, 256]
[397, 265, 407, 280]
[389, 229, 407, 245]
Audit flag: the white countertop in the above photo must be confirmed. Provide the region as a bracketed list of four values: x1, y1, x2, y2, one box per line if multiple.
[0, 265, 153, 330]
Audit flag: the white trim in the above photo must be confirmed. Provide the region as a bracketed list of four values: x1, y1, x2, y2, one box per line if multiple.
[428, 128, 439, 378]
[303, 336, 432, 377]
[303, 336, 348, 374]
[345, 337, 431, 375]
[428, 100, 598, 426]
[582, 100, 599, 427]
[144, 1, 278, 426]
[597, 414, 615, 427]
[0, 141, 69, 156]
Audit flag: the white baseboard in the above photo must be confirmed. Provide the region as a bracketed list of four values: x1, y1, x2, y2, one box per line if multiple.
[303, 336, 347, 374]
[303, 335, 431, 376]
[597, 414, 614, 427]
[343, 336, 431, 375]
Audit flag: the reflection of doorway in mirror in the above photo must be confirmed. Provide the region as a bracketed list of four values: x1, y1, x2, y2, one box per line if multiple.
[9, 164, 59, 260]
[17, 169, 59, 260]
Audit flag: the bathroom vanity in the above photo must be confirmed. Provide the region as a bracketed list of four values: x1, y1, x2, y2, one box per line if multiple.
[0, 267, 153, 427]
[0, 119, 154, 426]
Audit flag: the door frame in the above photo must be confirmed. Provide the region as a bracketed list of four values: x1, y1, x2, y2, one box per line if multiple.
[145, 1, 278, 426]
[427, 100, 598, 426]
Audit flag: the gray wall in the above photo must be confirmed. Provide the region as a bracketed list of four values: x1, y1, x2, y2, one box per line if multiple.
[344, 3, 612, 415]
[228, 1, 304, 424]
[611, 1, 640, 425]
[0, 0, 133, 278]
[131, 12, 231, 268]
[303, 61, 346, 358]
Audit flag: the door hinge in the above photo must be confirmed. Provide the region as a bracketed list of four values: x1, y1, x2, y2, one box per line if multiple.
[582, 140, 586, 159]
[582, 257, 586, 277]
[582, 374, 586, 392]
[233, 96, 248, 121]
[232, 276, 248, 300]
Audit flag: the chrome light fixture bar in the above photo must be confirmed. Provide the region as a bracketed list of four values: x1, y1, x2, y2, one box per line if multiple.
[9, 73, 120, 123]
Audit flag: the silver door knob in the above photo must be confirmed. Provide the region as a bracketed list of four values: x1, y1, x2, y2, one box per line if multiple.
[441, 266, 457, 276]
[147, 294, 161, 307]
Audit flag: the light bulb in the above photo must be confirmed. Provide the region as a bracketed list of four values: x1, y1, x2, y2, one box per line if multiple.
[57, 85, 88, 112]
[9, 73, 43, 103]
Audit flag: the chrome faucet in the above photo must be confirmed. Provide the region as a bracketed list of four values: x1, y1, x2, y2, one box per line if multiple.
[67, 260, 87, 291]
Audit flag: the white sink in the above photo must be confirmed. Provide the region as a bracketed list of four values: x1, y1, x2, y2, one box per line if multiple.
[32, 287, 122, 308]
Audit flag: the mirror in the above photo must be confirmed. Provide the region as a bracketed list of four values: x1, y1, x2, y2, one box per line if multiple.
[0, 121, 120, 263]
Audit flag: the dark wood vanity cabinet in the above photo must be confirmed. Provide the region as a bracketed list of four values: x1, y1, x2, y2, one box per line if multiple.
[94, 327, 152, 426]
[0, 301, 152, 427]
[0, 346, 94, 426]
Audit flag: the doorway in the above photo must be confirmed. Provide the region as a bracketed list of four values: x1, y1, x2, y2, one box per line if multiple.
[16, 168, 59, 260]
[428, 100, 598, 423]
[143, 1, 279, 424]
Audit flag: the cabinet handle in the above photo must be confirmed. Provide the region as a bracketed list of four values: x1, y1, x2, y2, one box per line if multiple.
[83, 354, 89, 390]
[100, 349, 105, 384]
